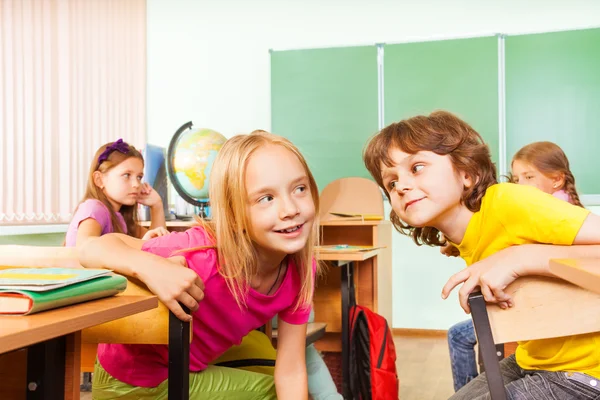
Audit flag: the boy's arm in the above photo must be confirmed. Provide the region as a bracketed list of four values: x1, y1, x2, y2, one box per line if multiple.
[274, 318, 308, 400]
[443, 213, 600, 312]
[512, 212, 600, 276]
[78, 233, 204, 321]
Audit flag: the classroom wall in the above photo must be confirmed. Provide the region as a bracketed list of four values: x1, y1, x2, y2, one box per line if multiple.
[147, 0, 600, 329]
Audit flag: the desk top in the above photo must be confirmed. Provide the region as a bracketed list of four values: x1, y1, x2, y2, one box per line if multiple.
[0, 295, 157, 354]
[316, 248, 381, 262]
[139, 219, 197, 228]
[549, 258, 600, 295]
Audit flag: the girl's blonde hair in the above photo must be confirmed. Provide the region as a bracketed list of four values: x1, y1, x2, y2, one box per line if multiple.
[363, 111, 497, 246]
[76, 140, 144, 238]
[187, 130, 320, 310]
[512, 141, 583, 207]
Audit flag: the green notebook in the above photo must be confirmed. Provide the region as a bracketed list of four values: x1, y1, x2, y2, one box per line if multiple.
[0, 267, 112, 291]
[0, 274, 128, 315]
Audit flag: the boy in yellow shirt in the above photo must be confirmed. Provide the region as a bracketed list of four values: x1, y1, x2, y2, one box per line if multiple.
[363, 111, 600, 399]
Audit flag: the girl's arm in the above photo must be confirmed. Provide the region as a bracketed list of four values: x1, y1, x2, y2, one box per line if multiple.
[148, 200, 166, 230]
[75, 218, 103, 248]
[274, 318, 308, 399]
[443, 213, 600, 312]
[78, 233, 204, 321]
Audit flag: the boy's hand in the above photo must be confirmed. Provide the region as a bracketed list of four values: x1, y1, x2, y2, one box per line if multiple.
[142, 227, 169, 240]
[441, 246, 523, 313]
[137, 255, 205, 321]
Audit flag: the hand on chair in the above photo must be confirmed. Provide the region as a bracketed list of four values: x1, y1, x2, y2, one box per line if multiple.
[440, 246, 524, 313]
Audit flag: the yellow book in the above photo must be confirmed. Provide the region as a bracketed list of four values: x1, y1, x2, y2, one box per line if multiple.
[329, 212, 383, 221]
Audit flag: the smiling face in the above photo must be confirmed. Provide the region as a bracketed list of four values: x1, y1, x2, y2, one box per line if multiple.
[94, 157, 144, 211]
[381, 147, 472, 236]
[244, 144, 316, 266]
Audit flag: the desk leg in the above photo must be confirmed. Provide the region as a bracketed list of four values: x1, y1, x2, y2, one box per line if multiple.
[341, 261, 356, 399]
[26, 336, 66, 400]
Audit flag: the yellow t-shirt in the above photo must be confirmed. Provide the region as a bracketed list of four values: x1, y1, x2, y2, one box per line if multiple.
[454, 183, 599, 377]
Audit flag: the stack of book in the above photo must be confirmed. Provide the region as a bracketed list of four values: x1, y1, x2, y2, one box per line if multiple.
[0, 268, 127, 315]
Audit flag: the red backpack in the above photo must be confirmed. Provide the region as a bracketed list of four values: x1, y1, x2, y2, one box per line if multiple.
[349, 304, 399, 399]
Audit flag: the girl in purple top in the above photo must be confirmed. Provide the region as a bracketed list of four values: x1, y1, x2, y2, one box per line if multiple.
[65, 139, 167, 249]
[79, 131, 322, 399]
[447, 140, 584, 392]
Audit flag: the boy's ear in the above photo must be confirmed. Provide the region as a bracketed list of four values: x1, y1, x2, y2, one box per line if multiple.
[92, 171, 104, 189]
[462, 171, 474, 189]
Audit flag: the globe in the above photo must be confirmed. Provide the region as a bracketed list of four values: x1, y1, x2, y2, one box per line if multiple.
[166, 122, 227, 208]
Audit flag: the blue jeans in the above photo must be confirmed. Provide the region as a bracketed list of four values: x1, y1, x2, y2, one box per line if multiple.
[448, 319, 478, 392]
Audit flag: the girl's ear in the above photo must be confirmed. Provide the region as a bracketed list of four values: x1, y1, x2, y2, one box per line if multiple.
[92, 171, 104, 189]
[552, 172, 566, 190]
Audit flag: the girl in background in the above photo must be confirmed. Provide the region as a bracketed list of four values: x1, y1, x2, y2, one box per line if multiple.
[65, 138, 167, 249]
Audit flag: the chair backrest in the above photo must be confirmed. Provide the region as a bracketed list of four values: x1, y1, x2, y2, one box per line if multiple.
[319, 177, 384, 222]
[485, 276, 600, 344]
[470, 271, 600, 400]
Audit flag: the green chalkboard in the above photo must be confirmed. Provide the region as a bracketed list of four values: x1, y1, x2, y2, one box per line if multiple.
[384, 37, 500, 167]
[506, 28, 600, 194]
[271, 46, 379, 191]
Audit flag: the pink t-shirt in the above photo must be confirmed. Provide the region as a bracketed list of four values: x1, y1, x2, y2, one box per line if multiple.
[64, 199, 127, 247]
[552, 189, 573, 204]
[97, 226, 314, 387]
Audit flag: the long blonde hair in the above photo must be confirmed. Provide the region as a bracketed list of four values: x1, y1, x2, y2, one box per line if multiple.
[187, 130, 321, 310]
[76, 140, 144, 238]
[512, 141, 583, 208]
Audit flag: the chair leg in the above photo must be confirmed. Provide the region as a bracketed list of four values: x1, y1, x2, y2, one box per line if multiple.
[169, 306, 190, 400]
[468, 292, 507, 400]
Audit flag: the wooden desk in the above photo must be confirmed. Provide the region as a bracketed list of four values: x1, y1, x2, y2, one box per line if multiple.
[0, 295, 157, 400]
[316, 248, 382, 399]
[315, 220, 392, 352]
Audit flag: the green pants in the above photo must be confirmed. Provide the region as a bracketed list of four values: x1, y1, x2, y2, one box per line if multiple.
[92, 359, 277, 400]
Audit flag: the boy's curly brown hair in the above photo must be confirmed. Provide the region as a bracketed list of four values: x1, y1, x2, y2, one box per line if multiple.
[363, 111, 497, 246]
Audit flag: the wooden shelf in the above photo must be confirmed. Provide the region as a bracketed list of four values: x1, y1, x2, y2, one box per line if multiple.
[317, 249, 381, 262]
[320, 220, 389, 226]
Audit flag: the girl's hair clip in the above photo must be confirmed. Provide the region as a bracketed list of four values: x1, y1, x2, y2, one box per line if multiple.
[97, 138, 130, 167]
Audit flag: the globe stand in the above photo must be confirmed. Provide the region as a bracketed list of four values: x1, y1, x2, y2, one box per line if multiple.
[194, 201, 211, 219]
